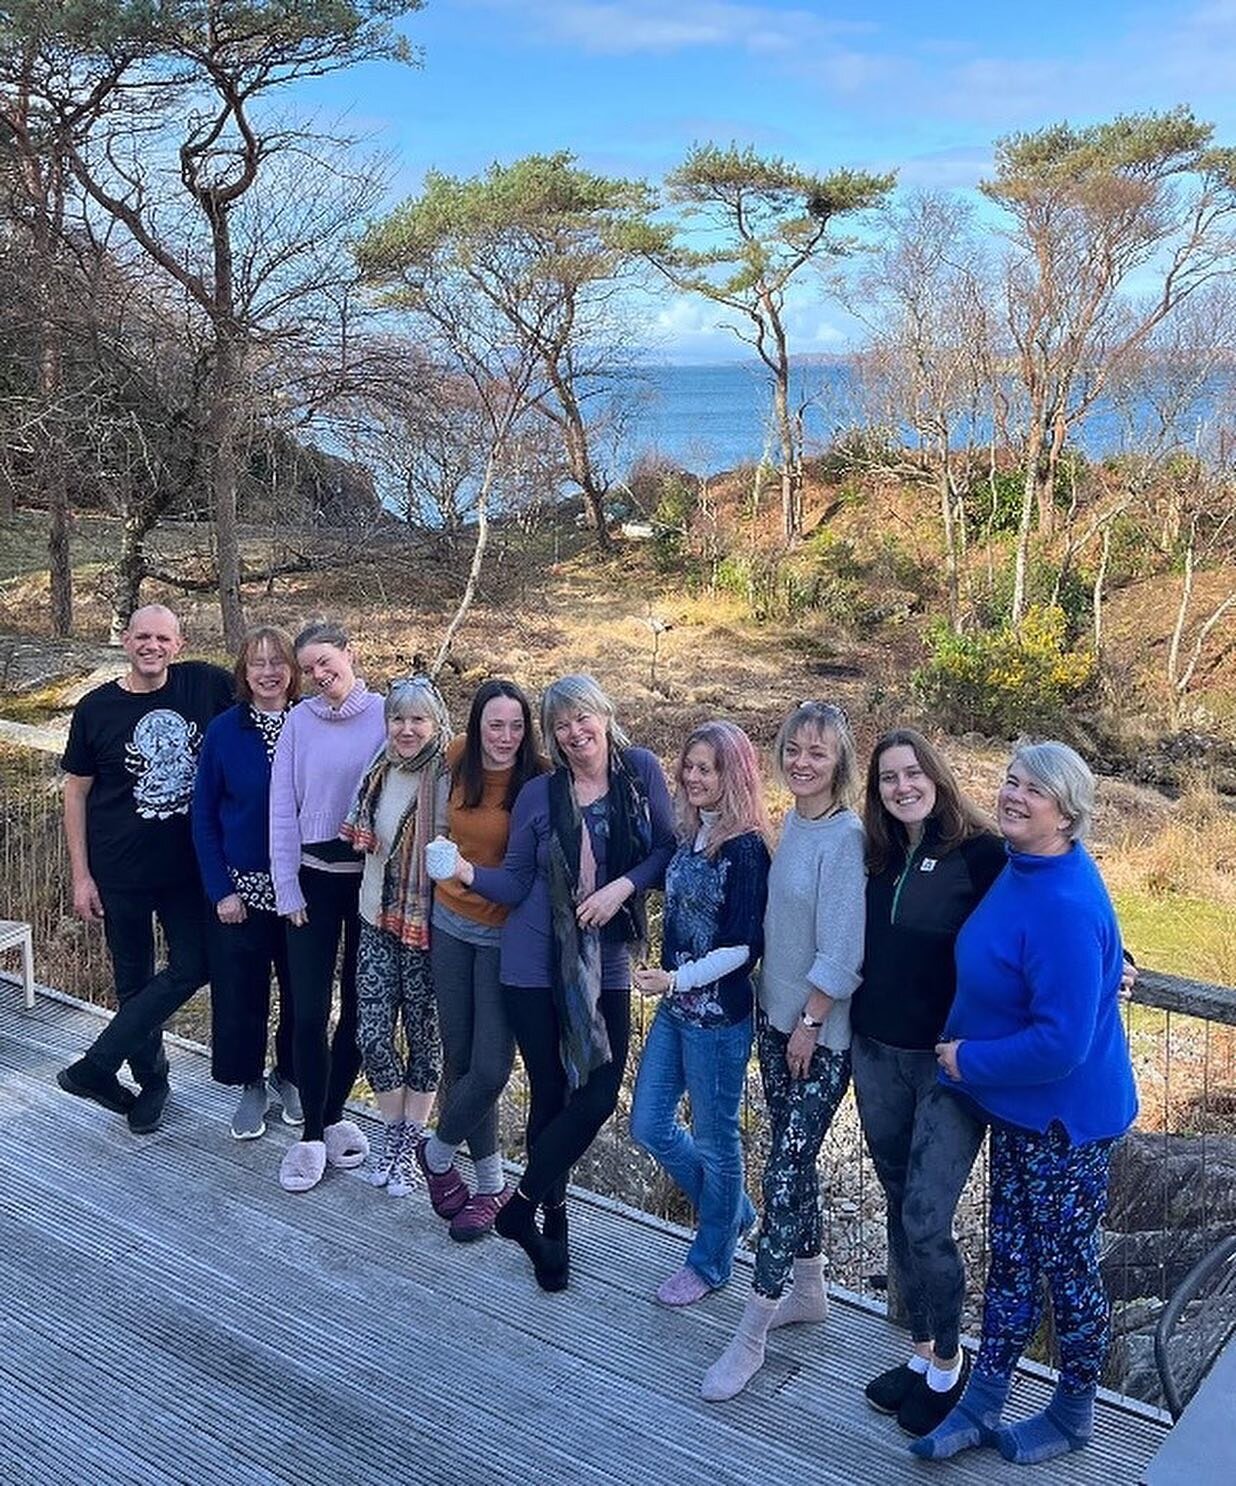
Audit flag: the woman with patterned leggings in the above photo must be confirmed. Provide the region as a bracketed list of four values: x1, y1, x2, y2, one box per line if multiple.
[342, 676, 450, 1198]
[912, 741, 1138, 1466]
[701, 701, 866, 1401]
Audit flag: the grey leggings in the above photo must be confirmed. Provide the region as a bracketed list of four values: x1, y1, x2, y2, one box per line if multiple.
[430, 926, 515, 1161]
[851, 1034, 986, 1358]
[355, 922, 441, 1095]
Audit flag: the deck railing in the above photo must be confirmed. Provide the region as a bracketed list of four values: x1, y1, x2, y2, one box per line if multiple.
[3, 735, 1233, 1408]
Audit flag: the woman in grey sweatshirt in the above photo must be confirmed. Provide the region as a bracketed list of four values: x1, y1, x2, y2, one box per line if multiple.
[701, 701, 866, 1401]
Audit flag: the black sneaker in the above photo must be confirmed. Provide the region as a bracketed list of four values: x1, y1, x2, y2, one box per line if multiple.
[128, 1078, 170, 1134]
[898, 1350, 971, 1437]
[57, 1059, 136, 1115]
[866, 1361, 923, 1415]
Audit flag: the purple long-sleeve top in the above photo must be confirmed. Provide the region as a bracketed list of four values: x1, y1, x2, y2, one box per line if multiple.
[269, 682, 386, 916]
[471, 746, 675, 990]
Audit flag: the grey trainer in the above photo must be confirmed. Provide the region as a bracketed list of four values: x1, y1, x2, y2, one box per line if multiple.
[230, 1080, 269, 1140]
[267, 1071, 304, 1126]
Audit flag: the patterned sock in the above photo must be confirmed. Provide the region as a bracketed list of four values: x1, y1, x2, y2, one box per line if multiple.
[424, 1133, 456, 1174]
[996, 1385, 1095, 1464]
[473, 1153, 505, 1195]
[909, 1371, 1009, 1460]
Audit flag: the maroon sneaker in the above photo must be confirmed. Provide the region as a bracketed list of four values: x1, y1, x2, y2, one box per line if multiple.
[449, 1185, 514, 1243]
[414, 1138, 470, 1218]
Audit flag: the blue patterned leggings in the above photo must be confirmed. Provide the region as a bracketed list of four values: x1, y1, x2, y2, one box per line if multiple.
[752, 1015, 851, 1299]
[976, 1122, 1114, 1393]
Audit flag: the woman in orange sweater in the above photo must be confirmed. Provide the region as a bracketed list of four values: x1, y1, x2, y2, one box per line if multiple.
[417, 680, 547, 1239]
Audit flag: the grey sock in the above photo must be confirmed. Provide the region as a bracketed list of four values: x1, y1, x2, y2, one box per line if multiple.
[473, 1153, 505, 1194]
[424, 1133, 456, 1173]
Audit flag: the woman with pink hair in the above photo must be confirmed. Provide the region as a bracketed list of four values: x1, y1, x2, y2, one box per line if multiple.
[630, 720, 772, 1306]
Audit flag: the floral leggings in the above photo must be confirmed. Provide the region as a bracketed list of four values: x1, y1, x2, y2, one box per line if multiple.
[752, 1014, 851, 1299]
[976, 1121, 1115, 1393]
[355, 921, 442, 1095]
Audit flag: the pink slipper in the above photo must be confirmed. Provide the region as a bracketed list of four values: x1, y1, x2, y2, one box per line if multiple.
[656, 1264, 715, 1307]
[324, 1119, 369, 1169]
[279, 1139, 327, 1192]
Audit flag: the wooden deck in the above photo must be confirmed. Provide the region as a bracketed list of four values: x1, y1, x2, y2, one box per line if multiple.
[1, 979, 1169, 1486]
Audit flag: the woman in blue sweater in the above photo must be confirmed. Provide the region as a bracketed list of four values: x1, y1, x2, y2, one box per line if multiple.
[630, 721, 772, 1307]
[192, 626, 302, 1140]
[912, 741, 1138, 1467]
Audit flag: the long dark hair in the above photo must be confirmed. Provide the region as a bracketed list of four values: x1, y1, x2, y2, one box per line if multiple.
[864, 727, 993, 874]
[454, 679, 542, 810]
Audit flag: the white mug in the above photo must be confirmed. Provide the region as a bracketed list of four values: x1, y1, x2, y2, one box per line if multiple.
[425, 836, 460, 881]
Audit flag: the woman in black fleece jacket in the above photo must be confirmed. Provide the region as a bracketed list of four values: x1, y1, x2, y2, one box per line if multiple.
[850, 728, 1006, 1439]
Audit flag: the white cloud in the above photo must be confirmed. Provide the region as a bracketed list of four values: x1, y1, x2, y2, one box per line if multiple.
[481, 0, 871, 58]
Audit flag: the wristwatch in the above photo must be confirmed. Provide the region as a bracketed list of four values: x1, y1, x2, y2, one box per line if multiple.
[800, 1011, 823, 1029]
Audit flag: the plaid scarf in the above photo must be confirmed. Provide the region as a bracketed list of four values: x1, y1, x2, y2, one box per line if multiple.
[341, 737, 444, 949]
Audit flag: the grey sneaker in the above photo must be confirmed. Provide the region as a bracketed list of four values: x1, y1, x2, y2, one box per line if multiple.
[230, 1080, 268, 1140]
[267, 1071, 304, 1126]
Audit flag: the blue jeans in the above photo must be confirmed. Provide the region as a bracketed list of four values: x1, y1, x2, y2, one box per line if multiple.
[630, 1004, 754, 1288]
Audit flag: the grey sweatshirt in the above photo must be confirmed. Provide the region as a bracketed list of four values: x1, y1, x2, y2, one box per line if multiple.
[759, 806, 866, 1051]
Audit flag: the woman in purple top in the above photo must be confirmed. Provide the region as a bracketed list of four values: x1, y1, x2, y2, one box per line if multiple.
[269, 619, 387, 1193]
[429, 674, 674, 1290]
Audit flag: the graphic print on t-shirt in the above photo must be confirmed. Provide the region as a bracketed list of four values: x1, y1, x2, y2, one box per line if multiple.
[124, 708, 201, 819]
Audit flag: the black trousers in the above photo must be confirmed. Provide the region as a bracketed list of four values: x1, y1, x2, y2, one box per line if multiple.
[207, 906, 295, 1087]
[502, 985, 630, 1207]
[284, 867, 362, 1143]
[88, 878, 210, 1086]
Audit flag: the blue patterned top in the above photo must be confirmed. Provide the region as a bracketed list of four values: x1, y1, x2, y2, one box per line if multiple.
[661, 830, 771, 1028]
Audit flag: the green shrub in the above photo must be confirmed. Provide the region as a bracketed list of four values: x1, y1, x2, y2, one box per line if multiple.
[912, 605, 1096, 737]
[651, 471, 698, 570]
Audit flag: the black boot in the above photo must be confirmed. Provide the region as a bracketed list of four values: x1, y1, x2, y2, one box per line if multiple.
[537, 1201, 570, 1292]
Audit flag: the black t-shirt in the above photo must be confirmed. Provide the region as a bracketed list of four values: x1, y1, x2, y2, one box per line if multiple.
[61, 660, 234, 892]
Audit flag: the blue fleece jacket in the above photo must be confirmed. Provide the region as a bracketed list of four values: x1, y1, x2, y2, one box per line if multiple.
[192, 704, 280, 905]
[943, 842, 1137, 1144]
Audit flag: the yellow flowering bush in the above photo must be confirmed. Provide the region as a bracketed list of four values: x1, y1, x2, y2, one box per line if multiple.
[913, 605, 1096, 737]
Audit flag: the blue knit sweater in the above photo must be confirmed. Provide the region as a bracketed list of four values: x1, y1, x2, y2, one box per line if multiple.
[943, 843, 1137, 1144]
[192, 704, 279, 905]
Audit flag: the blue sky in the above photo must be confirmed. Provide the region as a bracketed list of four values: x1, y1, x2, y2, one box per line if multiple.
[297, 0, 1236, 360]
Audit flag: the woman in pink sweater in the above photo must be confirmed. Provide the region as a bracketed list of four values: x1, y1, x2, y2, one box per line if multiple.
[269, 619, 386, 1192]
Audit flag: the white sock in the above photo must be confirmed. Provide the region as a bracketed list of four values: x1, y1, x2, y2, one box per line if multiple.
[908, 1354, 930, 1375]
[927, 1355, 963, 1392]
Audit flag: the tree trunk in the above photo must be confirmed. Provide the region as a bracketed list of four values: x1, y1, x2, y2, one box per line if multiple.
[109, 503, 158, 643]
[1011, 424, 1043, 624]
[772, 360, 798, 541]
[1092, 526, 1111, 656]
[939, 433, 960, 631]
[207, 206, 246, 648]
[433, 447, 495, 677]
[548, 366, 610, 552]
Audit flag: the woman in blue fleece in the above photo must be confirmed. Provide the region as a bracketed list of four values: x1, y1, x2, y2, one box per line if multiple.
[912, 741, 1137, 1467]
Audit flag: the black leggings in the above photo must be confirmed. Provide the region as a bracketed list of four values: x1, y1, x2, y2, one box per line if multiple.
[502, 985, 630, 1207]
[285, 867, 362, 1142]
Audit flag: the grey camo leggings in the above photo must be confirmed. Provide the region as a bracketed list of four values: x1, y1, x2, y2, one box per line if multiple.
[355, 921, 441, 1095]
[752, 1013, 851, 1299]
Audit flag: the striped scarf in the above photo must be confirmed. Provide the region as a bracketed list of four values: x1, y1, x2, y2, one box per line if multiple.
[341, 738, 444, 949]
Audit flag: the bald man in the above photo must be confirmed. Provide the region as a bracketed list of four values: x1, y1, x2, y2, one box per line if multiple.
[58, 605, 233, 1132]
